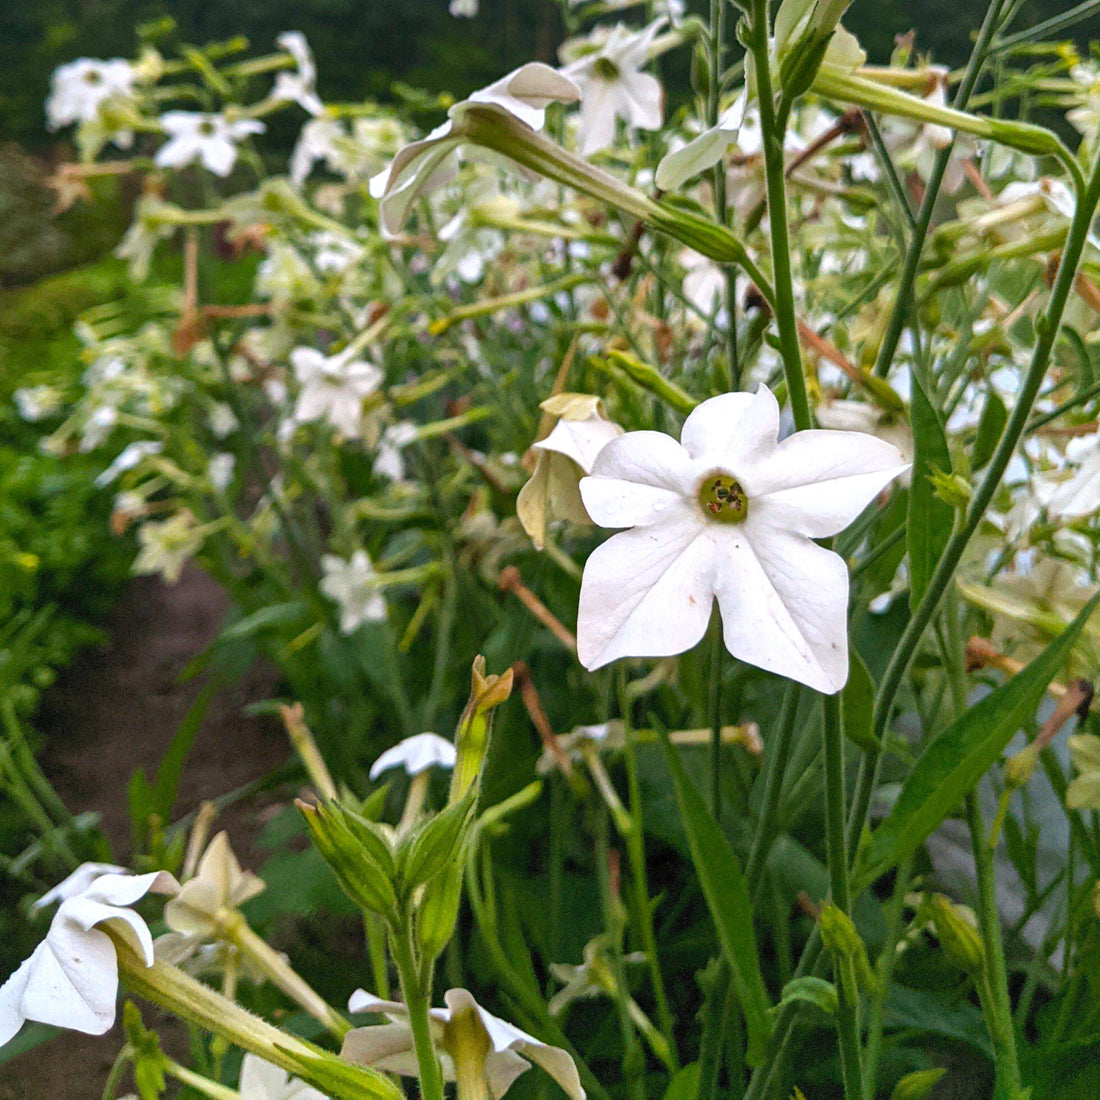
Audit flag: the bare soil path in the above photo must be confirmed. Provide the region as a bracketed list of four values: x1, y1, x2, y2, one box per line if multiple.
[0, 565, 288, 1099]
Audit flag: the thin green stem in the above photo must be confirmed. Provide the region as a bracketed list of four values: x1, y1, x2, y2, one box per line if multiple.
[391, 924, 445, 1100]
[617, 673, 679, 1069]
[747, 0, 811, 430]
[871, 0, 1015, 379]
[966, 794, 1023, 1096]
[823, 693, 864, 1100]
[707, 613, 725, 821]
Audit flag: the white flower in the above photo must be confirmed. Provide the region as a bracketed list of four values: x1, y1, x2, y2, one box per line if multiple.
[13, 385, 64, 422]
[449, 0, 479, 15]
[208, 453, 236, 492]
[369, 733, 457, 780]
[47, 58, 135, 130]
[93, 440, 162, 488]
[133, 511, 204, 584]
[0, 868, 177, 1046]
[290, 116, 345, 185]
[656, 90, 747, 191]
[155, 112, 266, 177]
[164, 832, 264, 939]
[343, 989, 584, 1100]
[320, 550, 388, 633]
[1045, 446, 1100, 520]
[239, 1053, 327, 1100]
[376, 421, 419, 481]
[560, 20, 666, 156]
[370, 63, 580, 236]
[270, 32, 323, 116]
[292, 347, 384, 439]
[29, 863, 127, 911]
[575, 385, 909, 692]
[517, 394, 624, 549]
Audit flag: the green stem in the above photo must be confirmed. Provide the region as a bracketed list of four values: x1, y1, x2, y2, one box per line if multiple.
[707, 613, 724, 821]
[748, 0, 811, 432]
[391, 923, 446, 1100]
[617, 674, 679, 1069]
[966, 794, 1023, 1097]
[166, 1060, 242, 1100]
[823, 694, 864, 1100]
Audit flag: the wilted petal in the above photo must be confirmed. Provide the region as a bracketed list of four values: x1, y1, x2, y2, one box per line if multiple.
[0, 951, 37, 1046]
[716, 526, 849, 693]
[577, 522, 716, 669]
[748, 429, 909, 538]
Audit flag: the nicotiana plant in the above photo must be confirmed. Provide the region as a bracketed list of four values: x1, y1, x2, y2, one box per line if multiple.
[6, 0, 1100, 1098]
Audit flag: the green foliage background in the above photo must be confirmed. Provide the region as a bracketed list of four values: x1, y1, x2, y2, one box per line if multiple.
[2, 0, 1098, 148]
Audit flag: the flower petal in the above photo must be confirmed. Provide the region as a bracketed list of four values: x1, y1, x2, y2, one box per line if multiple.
[577, 523, 716, 670]
[748, 429, 909, 538]
[0, 948, 36, 1045]
[680, 386, 780, 470]
[22, 924, 119, 1035]
[341, 1023, 423, 1078]
[715, 526, 849, 693]
[581, 431, 698, 528]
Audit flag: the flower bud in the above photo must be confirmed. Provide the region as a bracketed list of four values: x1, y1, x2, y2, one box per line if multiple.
[891, 1068, 946, 1100]
[819, 905, 878, 994]
[923, 894, 985, 975]
[449, 657, 514, 803]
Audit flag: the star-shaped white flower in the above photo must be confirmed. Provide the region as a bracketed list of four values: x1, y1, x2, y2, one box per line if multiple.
[369, 733, 457, 781]
[560, 20, 666, 156]
[270, 32, 324, 117]
[370, 63, 580, 236]
[575, 385, 909, 692]
[155, 112, 266, 177]
[343, 989, 584, 1100]
[291, 347, 384, 439]
[320, 550, 388, 634]
[0, 868, 177, 1046]
[47, 58, 136, 130]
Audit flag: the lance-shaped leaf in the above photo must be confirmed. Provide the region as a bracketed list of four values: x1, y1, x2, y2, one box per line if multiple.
[859, 591, 1100, 887]
[658, 734, 772, 1064]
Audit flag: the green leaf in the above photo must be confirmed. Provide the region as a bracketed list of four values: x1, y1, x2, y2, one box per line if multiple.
[151, 680, 218, 820]
[860, 592, 1100, 886]
[772, 976, 838, 1018]
[659, 732, 773, 1065]
[217, 601, 309, 643]
[662, 1063, 700, 1100]
[891, 1068, 946, 1100]
[972, 390, 1007, 471]
[842, 648, 877, 751]
[907, 373, 953, 610]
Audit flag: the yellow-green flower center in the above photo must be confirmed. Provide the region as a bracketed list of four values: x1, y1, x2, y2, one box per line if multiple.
[593, 56, 621, 82]
[698, 473, 748, 524]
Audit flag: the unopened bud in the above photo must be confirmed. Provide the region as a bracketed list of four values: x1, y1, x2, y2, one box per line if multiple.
[924, 894, 984, 974]
[891, 1067, 946, 1100]
[819, 904, 878, 994]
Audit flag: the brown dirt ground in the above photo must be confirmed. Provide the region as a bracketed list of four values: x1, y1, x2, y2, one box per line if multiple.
[0, 564, 289, 1100]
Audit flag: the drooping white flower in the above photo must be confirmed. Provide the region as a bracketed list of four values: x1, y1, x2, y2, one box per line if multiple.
[291, 347, 384, 439]
[46, 58, 136, 130]
[0, 868, 177, 1047]
[560, 20, 666, 156]
[155, 112, 266, 177]
[656, 90, 747, 191]
[517, 394, 624, 549]
[29, 863, 128, 911]
[238, 1053, 327, 1100]
[370, 63, 580, 236]
[343, 989, 584, 1100]
[320, 550, 388, 633]
[270, 32, 324, 117]
[575, 385, 909, 692]
[369, 733, 457, 781]
[164, 832, 265, 939]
